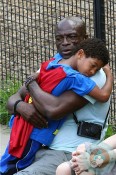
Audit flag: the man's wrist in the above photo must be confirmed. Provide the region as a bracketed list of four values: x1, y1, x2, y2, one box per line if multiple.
[25, 76, 36, 90]
[14, 100, 23, 115]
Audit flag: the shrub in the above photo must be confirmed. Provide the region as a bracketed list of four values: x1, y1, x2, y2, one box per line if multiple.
[0, 80, 21, 125]
[105, 125, 116, 138]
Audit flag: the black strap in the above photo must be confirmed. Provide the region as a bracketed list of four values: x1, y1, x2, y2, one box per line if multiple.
[73, 113, 79, 125]
[73, 106, 110, 129]
[103, 107, 110, 129]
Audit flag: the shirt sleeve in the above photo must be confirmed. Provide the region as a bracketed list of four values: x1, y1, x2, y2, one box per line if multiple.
[69, 73, 96, 96]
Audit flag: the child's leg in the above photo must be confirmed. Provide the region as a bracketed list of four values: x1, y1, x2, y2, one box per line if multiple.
[56, 162, 72, 175]
[0, 142, 17, 174]
[0, 139, 41, 175]
[56, 162, 95, 175]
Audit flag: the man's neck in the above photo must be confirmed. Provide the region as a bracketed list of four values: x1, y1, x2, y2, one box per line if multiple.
[58, 55, 78, 71]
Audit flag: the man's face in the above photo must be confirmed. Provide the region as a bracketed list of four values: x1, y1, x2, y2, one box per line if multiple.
[55, 20, 86, 59]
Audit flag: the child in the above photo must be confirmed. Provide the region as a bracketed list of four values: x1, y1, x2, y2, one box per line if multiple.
[56, 134, 116, 175]
[0, 38, 113, 174]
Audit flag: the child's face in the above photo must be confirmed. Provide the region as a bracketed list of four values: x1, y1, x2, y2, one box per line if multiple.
[77, 57, 104, 77]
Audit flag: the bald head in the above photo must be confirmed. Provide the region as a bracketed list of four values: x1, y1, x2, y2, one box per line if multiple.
[55, 16, 87, 38]
[55, 16, 88, 59]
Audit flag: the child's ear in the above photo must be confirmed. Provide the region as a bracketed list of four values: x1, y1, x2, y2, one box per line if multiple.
[77, 49, 85, 59]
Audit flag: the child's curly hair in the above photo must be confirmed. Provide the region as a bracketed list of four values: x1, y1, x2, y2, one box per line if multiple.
[74, 38, 109, 66]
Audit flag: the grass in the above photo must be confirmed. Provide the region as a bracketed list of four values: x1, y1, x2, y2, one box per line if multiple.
[0, 79, 21, 125]
[105, 125, 116, 138]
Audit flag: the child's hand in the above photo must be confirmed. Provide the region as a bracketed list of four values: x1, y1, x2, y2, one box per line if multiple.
[71, 152, 91, 174]
[75, 169, 95, 175]
[102, 64, 111, 73]
[102, 64, 113, 80]
[76, 144, 86, 154]
[72, 144, 86, 157]
[71, 143, 93, 174]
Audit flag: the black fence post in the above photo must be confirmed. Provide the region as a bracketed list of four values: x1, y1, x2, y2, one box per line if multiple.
[93, 0, 105, 42]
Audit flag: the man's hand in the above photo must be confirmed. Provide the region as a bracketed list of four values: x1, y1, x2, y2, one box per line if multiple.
[16, 101, 48, 128]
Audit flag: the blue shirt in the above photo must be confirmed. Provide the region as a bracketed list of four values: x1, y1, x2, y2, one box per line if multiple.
[30, 56, 96, 145]
[10, 54, 96, 146]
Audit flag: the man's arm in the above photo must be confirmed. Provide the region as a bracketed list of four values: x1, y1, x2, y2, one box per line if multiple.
[7, 85, 48, 128]
[27, 81, 88, 120]
[7, 85, 27, 114]
[7, 72, 40, 114]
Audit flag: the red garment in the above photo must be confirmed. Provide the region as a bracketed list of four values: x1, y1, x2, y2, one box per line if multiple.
[9, 58, 66, 158]
[9, 95, 33, 158]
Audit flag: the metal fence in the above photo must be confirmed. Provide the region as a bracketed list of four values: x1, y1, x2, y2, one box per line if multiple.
[0, 0, 116, 129]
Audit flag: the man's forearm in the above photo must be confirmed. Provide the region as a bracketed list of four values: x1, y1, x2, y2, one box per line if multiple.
[27, 81, 88, 119]
[6, 84, 48, 128]
[6, 85, 27, 114]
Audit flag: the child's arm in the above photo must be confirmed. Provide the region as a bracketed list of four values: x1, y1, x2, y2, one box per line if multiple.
[102, 134, 116, 149]
[101, 135, 116, 164]
[88, 64, 113, 102]
[71, 135, 116, 174]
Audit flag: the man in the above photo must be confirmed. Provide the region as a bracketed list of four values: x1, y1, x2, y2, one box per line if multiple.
[6, 17, 112, 175]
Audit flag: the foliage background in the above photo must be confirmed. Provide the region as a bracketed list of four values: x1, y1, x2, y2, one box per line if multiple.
[0, 0, 115, 132]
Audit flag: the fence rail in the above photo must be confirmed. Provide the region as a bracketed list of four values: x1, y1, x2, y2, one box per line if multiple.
[0, 0, 116, 130]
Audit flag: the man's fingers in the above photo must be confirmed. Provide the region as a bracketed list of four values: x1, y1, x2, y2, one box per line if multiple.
[31, 114, 48, 128]
[37, 112, 48, 125]
[30, 118, 43, 128]
[20, 103, 48, 128]
[36, 112, 48, 127]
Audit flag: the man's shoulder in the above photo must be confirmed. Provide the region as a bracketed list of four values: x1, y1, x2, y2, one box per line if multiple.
[84, 69, 106, 104]
[90, 68, 106, 88]
[92, 68, 105, 78]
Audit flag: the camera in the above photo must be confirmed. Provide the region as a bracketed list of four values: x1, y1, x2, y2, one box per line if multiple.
[77, 121, 102, 140]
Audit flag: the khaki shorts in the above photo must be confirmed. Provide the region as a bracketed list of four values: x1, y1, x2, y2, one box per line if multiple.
[14, 148, 72, 175]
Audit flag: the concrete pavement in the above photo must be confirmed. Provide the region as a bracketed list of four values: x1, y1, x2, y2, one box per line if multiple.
[0, 124, 10, 156]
